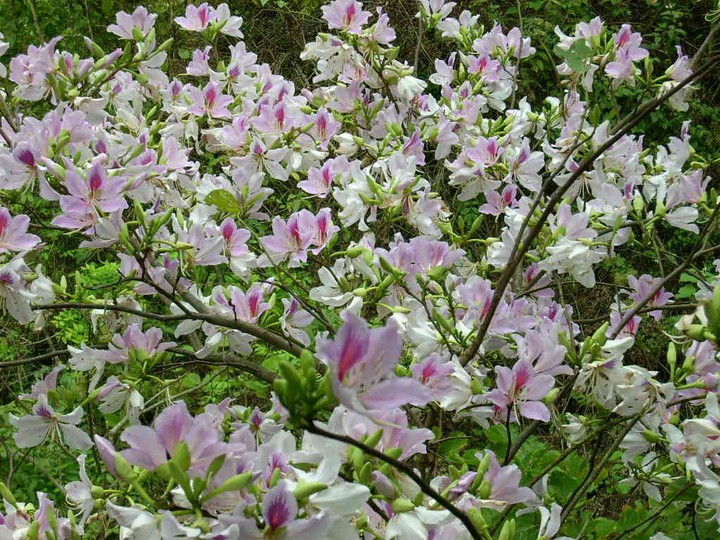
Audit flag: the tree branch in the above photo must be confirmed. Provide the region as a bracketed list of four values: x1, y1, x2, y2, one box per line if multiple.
[304, 421, 485, 540]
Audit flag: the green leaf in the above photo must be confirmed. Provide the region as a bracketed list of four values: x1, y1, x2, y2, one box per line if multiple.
[182, 372, 202, 389]
[206, 189, 241, 214]
[554, 39, 593, 73]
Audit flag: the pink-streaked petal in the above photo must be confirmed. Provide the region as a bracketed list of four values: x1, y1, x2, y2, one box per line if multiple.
[518, 401, 550, 422]
[263, 483, 298, 531]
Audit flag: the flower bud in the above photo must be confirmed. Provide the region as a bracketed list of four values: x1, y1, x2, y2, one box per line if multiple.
[391, 498, 415, 513]
[294, 481, 328, 502]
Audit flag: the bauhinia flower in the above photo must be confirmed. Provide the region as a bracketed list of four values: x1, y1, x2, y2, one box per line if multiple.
[119, 401, 227, 476]
[316, 311, 431, 415]
[238, 481, 332, 539]
[485, 360, 555, 422]
[0, 207, 41, 254]
[64, 454, 95, 533]
[8, 394, 93, 450]
[321, 0, 371, 35]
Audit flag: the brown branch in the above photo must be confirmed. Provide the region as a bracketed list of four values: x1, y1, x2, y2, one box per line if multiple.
[0, 350, 69, 369]
[304, 421, 484, 540]
[459, 55, 720, 367]
[33, 301, 304, 357]
[166, 347, 277, 384]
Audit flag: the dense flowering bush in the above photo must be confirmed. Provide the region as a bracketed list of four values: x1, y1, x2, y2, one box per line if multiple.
[1, 0, 720, 538]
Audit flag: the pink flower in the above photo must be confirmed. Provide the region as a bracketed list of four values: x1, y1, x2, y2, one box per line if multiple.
[261, 209, 318, 266]
[8, 394, 93, 450]
[485, 360, 555, 422]
[626, 274, 673, 321]
[100, 323, 176, 364]
[468, 450, 536, 510]
[605, 25, 648, 82]
[175, 3, 216, 31]
[0, 208, 40, 254]
[311, 208, 340, 254]
[52, 157, 128, 231]
[237, 481, 331, 538]
[187, 82, 233, 118]
[19, 365, 63, 400]
[107, 6, 157, 39]
[317, 312, 431, 415]
[213, 284, 269, 323]
[479, 185, 518, 216]
[175, 3, 242, 37]
[411, 355, 455, 401]
[311, 108, 341, 150]
[120, 401, 226, 476]
[321, 0, 371, 35]
[186, 46, 212, 76]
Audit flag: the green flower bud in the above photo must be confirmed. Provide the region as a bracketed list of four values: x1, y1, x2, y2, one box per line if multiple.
[391, 498, 415, 513]
[294, 481, 328, 502]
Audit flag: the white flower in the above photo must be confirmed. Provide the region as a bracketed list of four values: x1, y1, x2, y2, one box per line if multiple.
[396, 75, 427, 100]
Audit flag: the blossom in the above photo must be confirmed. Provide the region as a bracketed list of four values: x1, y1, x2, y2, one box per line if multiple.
[262, 210, 318, 267]
[64, 454, 94, 533]
[8, 394, 93, 450]
[174, 3, 242, 36]
[175, 2, 215, 32]
[316, 311, 431, 415]
[465, 450, 536, 510]
[485, 360, 555, 422]
[52, 157, 128, 231]
[605, 25, 648, 83]
[120, 401, 226, 476]
[187, 82, 233, 118]
[107, 6, 157, 39]
[322, 0, 371, 35]
[237, 481, 331, 539]
[0, 208, 41, 253]
[625, 274, 673, 320]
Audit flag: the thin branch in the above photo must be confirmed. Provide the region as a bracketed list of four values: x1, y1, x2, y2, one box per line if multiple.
[691, 17, 720, 69]
[613, 482, 694, 539]
[33, 301, 304, 357]
[560, 414, 642, 524]
[304, 421, 485, 540]
[459, 55, 720, 367]
[167, 347, 277, 383]
[0, 350, 69, 369]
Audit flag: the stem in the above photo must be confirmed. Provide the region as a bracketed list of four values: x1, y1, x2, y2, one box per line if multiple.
[459, 55, 720, 367]
[610, 201, 720, 340]
[0, 349, 69, 368]
[33, 301, 303, 357]
[304, 421, 484, 540]
[560, 414, 641, 524]
[613, 482, 694, 539]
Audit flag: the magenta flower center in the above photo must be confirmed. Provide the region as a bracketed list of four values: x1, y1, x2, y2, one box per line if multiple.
[266, 497, 290, 531]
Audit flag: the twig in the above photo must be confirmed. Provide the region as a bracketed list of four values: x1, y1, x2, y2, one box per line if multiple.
[167, 347, 277, 383]
[613, 482, 694, 539]
[459, 55, 720, 367]
[33, 301, 304, 357]
[610, 201, 720, 340]
[0, 349, 69, 369]
[304, 421, 485, 540]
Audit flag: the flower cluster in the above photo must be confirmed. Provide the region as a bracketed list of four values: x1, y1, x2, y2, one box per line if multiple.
[1, 0, 719, 538]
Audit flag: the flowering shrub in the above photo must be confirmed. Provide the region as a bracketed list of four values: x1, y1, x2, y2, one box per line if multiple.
[1, 0, 720, 538]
